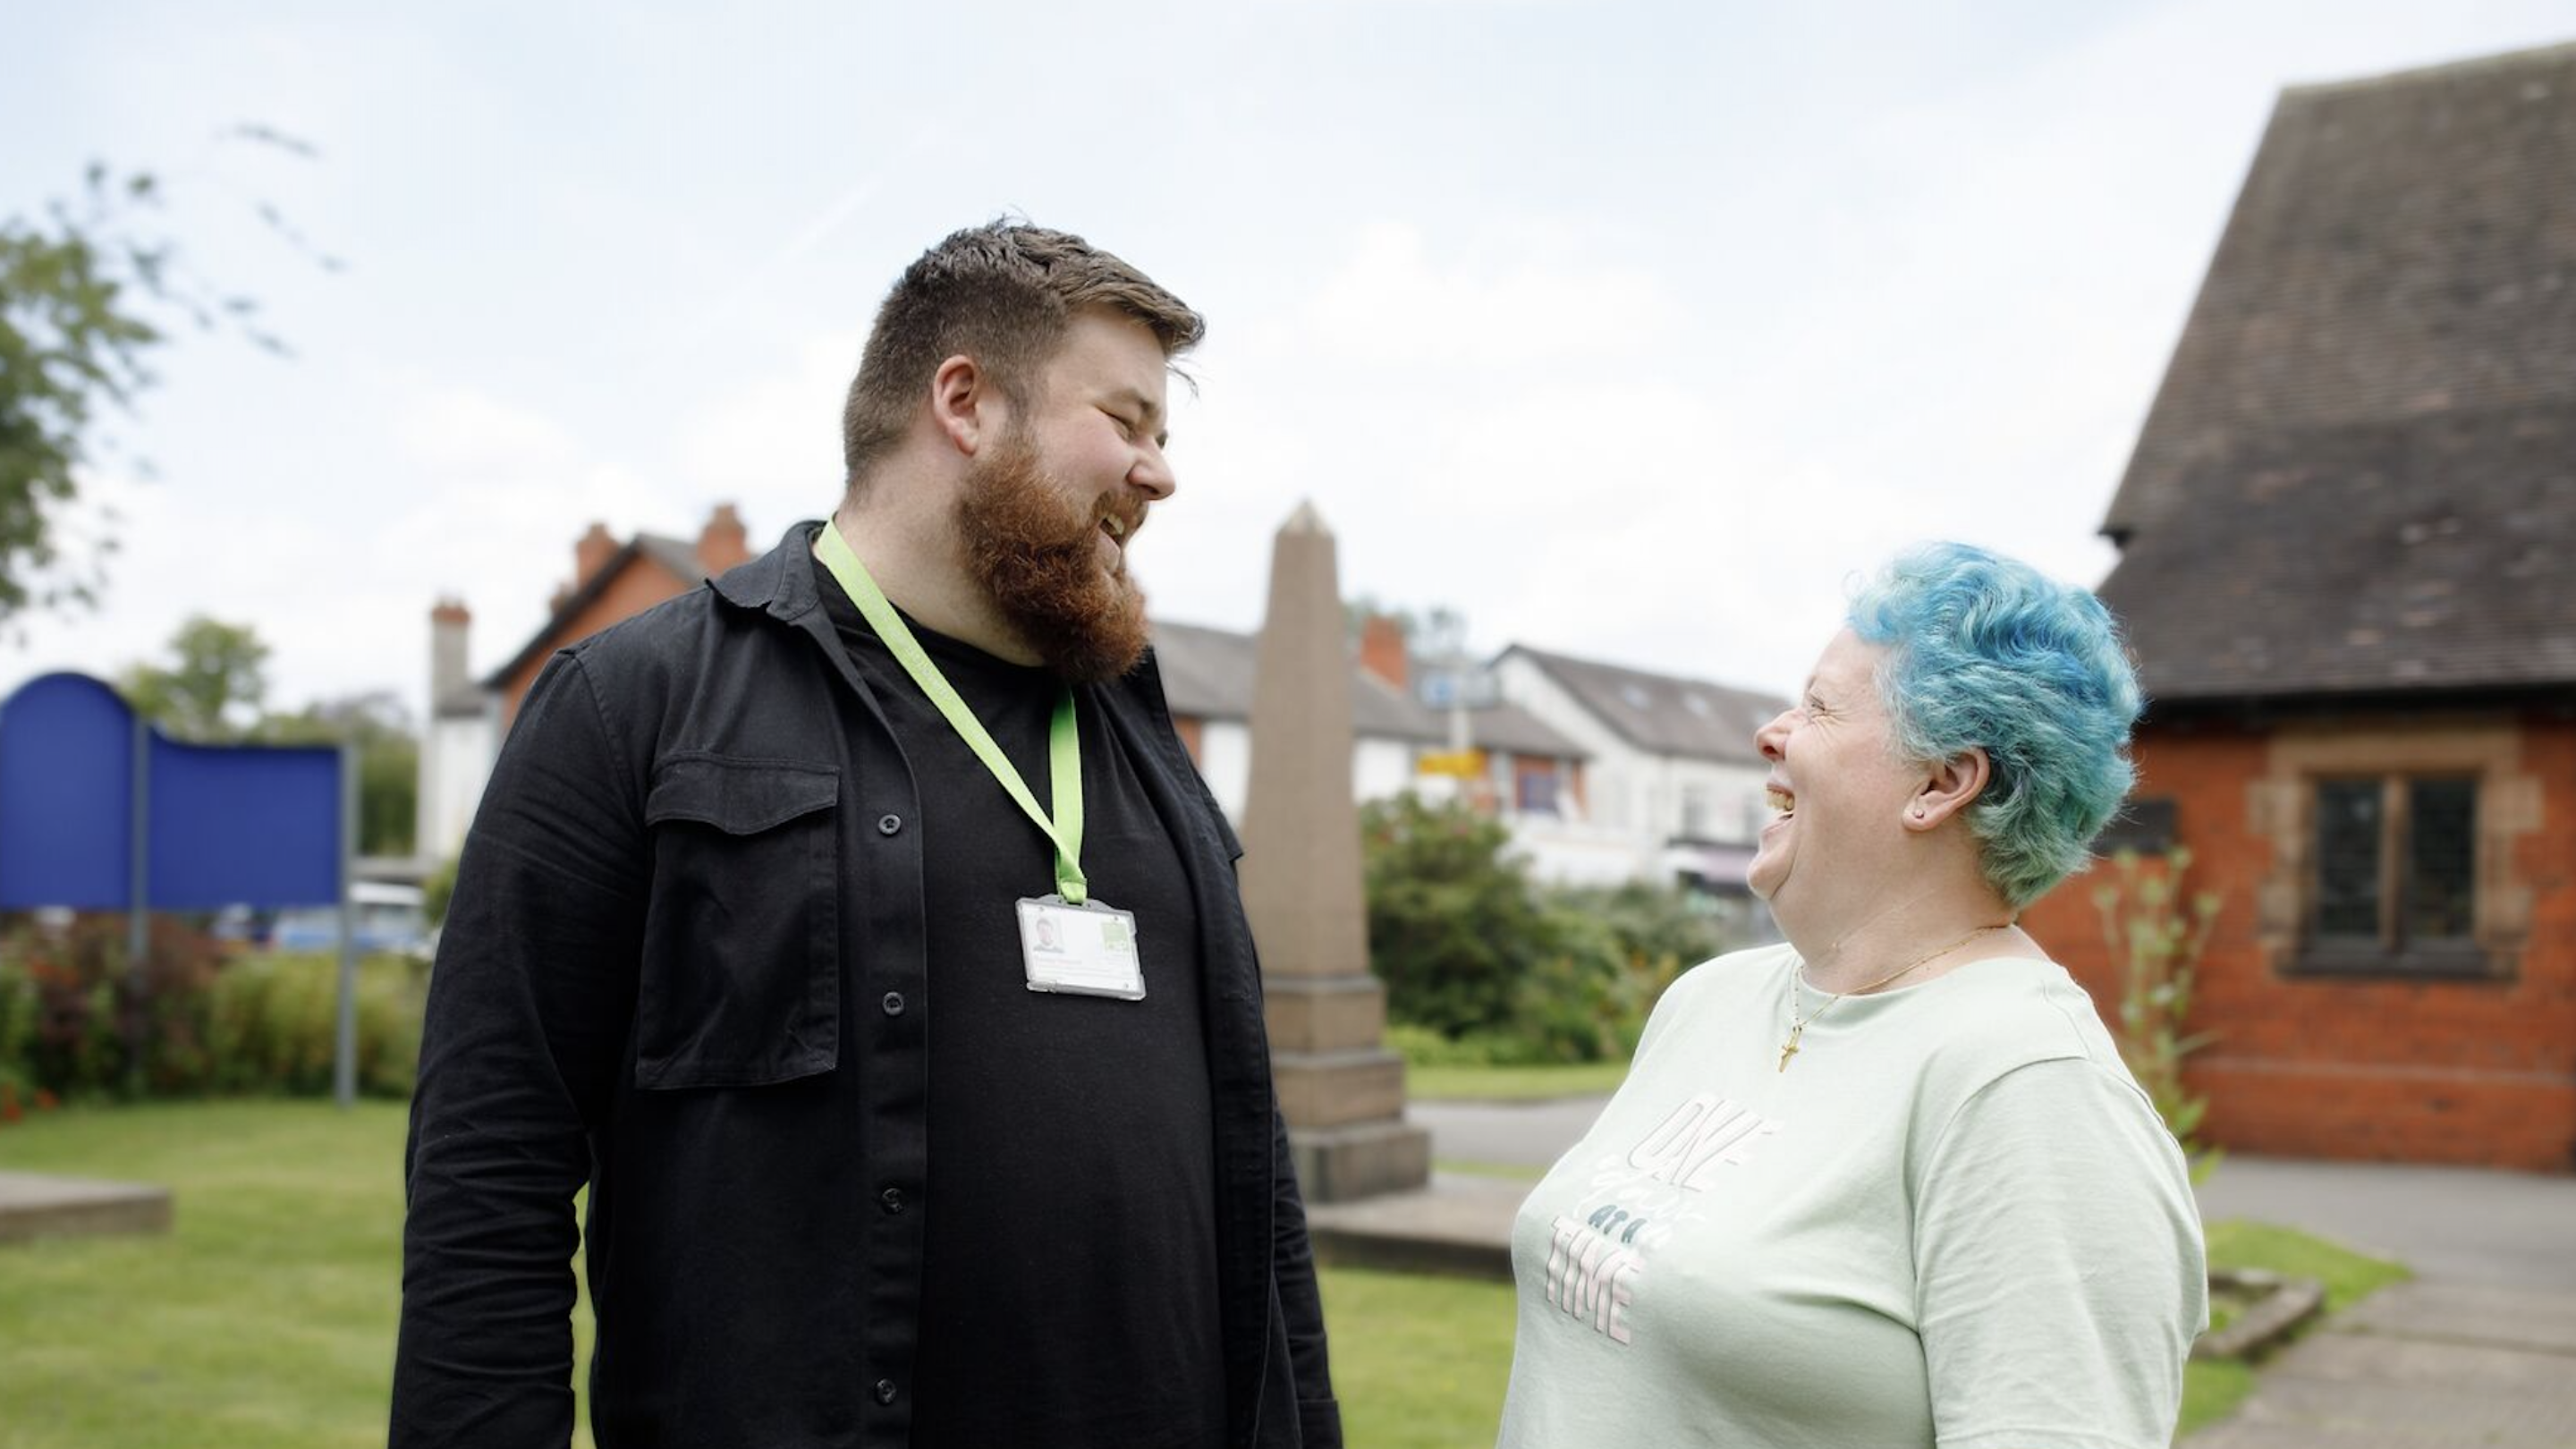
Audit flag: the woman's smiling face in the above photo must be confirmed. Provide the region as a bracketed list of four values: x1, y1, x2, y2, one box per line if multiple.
[1748, 628, 1923, 919]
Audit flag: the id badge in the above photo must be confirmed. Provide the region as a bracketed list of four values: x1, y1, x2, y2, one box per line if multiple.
[1015, 894, 1146, 1001]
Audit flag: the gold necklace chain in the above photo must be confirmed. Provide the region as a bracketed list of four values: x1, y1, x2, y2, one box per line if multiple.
[1777, 924, 2010, 1072]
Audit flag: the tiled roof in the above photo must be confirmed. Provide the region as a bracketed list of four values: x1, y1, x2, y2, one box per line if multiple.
[2099, 43, 2576, 700]
[1148, 620, 1587, 759]
[1495, 645, 1785, 765]
[480, 535, 713, 691]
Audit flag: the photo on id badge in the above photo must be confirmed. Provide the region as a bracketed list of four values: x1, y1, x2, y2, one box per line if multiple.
[1016, 895, 1146, 1000]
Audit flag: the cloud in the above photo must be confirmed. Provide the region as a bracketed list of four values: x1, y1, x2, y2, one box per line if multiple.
[1295, 220, 1671, 368]
[671, 330, 862, 521]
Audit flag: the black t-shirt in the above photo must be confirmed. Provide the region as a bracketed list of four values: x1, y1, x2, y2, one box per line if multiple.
[814, 558, 1226, 1448]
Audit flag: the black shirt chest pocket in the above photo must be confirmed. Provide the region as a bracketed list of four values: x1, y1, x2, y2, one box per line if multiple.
[635, 754, 841, 1089]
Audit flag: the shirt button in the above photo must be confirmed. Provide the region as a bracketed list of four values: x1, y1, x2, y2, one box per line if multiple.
[876, 813, 902, 835]
[881, 991, 905, 1016]
[874, 1378, 898, 1405]
[880, 1185, 904, 1214]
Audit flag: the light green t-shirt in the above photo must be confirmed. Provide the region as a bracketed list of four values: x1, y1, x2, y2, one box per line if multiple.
[1496, 944, 2207, 1449]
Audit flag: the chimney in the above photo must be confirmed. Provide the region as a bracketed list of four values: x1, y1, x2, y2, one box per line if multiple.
[574, 521, 618, 587]
[698, 503, 750, 574]
[429, 597, 471, 708]
[1358, 614, 1409, 691]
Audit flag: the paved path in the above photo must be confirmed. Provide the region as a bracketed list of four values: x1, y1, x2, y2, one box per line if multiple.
[2185, 1280, 2576, 1449]
[1402, 1095, 2576, 1446]
[2195, 1156, 2576, 1291]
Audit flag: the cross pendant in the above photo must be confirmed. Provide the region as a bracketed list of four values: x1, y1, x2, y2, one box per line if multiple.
[1778, 1026, 1804, 1072]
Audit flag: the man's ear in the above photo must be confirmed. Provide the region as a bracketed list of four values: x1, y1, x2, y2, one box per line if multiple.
[1905, 747, 1990, 831]
[928, 353, 1001, 455]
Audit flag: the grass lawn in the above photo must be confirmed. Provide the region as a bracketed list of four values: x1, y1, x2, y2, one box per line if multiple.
[0, 1100, 2408, 1448]
[2177, 1219, 2411, 1436]
[1406, 1060, 1631, 1101]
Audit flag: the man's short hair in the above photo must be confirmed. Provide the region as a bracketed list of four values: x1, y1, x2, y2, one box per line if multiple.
[841, 221, 1205, 491]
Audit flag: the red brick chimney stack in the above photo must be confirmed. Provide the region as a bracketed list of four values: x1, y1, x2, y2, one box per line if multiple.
[1358, 614, 1409, 691]
[699, 504, 750, 573]
[573, 521, 617, 587]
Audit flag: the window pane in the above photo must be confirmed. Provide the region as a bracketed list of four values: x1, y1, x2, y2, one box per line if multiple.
[2406, 778, 2477, 941]
[2315, 779, 2383, 937]
[1518, 768, 1559, 815]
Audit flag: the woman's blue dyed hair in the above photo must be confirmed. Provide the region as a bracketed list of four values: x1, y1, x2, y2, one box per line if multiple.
[1847, 542, 2143, 909]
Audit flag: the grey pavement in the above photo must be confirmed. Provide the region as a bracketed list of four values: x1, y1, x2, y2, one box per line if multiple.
[1408, 1096, 1605, 1173]
[1390, 1093, 2576, 1446]
[2195, 1156, 2576, 1292]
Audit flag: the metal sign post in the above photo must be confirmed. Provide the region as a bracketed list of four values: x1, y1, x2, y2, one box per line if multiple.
[127, 712, 151, 1095]
[333, 742, 359, 1108]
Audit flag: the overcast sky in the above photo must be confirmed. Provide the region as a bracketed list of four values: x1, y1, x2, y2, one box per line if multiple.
[7, 1, 2571, 722]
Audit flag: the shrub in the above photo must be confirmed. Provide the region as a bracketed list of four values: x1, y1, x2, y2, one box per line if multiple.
[0, 914, 220, 1099]
[1541, 879, 1732, 972]
[423, 852, 460, 927]
[1360, 794, 1553, 1038]
[199, 952, 423, 1097]
[2093, 846, 2223, 1181]
[0, 915, 425, 1103]
[1360, 796, 1704, 1063]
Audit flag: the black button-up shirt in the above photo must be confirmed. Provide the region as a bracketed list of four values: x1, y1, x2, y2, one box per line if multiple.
[391, 524, 1339, 1448]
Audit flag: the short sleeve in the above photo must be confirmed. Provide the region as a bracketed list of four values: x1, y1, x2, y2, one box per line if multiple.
[1913, 1057, 2208, 1449]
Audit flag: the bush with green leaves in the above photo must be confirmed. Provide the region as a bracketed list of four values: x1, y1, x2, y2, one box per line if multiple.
[2093, 847, 2223, 1180]
[0, 915, 424, 1104]
[0, 914, 219, 1097]
[1360, 795, 1708, 1063]
[1360, 794, 1555, 1038]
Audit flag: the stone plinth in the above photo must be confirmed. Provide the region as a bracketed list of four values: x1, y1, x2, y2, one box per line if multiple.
[1301, 1172, 1521, 1280]
[1264, 975, 1388, 1055]
[1239, 503, 1431, 1202]
[0, 1172, 174, 1244]
[1292, 1123, 1440, 1209]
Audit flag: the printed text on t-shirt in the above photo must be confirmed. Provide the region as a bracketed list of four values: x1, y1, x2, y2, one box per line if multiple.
[1627, 1094, 1781, 1191]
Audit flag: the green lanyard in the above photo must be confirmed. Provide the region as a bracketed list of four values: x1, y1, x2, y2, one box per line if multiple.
[813, 521, 1089, 906]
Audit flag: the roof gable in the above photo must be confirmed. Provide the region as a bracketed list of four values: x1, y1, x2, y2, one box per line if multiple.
[1150, 620, 1585, 758]
[1497, 645, 1784, 764]
[2100, 44, 2576, 700]
[481, 534, 713, 691]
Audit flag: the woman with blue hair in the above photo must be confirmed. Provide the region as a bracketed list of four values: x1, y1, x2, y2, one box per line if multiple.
[1498, 543, 2207, 1448]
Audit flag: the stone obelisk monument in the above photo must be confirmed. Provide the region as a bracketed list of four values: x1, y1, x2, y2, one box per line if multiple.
[1239, 502, 1431, 1202]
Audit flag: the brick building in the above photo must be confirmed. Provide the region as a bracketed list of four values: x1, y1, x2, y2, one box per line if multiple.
[2020, 45, 2576, 1171]
[417, 504, 755, 860]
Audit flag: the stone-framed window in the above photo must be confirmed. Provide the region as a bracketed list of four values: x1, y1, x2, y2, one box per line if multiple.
[2307, 774, 2479, 968]
[2251, 721, 2538, 980]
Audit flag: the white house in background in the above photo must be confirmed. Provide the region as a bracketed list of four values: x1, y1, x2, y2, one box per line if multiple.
[1490, 645, 1788, 894]
[417, 505, 758, 863]
[1145, 619, 1592, 835]
[420, 598, 501, 865]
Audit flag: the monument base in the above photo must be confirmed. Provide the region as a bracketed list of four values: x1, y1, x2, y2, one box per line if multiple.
[1290, 1118, 1432, 1204]
[0, 1172, 173, 1243]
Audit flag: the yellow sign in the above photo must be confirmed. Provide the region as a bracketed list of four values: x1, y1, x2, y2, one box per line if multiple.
[1415, 750, 1488, 778]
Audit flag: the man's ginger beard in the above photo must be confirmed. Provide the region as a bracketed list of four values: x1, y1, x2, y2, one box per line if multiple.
[954, 428, 1152, 684]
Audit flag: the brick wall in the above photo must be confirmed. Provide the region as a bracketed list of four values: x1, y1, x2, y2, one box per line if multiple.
[499, 563, 698, 726]
[2021, 711, 2576, 1172]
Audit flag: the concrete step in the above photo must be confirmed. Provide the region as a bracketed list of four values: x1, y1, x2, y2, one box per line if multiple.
[0, 1171, 174, 1244]
[1302, 1171, 1525, 1281]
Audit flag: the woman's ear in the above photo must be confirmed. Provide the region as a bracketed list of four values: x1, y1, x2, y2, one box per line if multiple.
[1905, 747, 1990, 831]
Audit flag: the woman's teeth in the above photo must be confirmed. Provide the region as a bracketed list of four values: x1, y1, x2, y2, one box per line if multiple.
[1767, 788, 1794, 816]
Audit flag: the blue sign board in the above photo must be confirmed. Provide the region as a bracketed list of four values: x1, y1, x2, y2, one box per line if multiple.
[0, 672, 343, 911]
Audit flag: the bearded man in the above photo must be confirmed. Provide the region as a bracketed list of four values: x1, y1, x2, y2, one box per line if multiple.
[393, 223, 1340, 1449]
